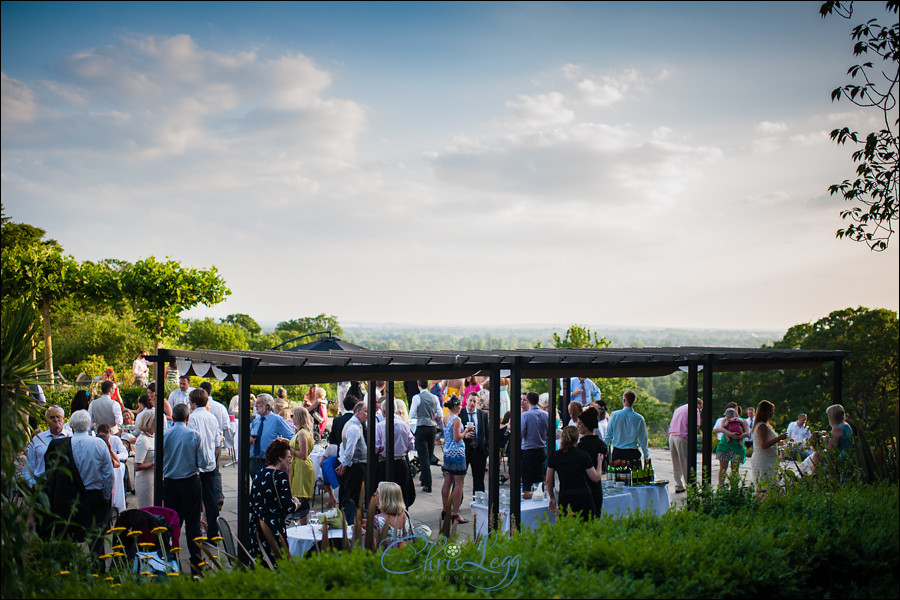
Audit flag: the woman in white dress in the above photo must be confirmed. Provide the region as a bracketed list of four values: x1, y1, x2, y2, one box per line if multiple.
[750, 400, 787, 491]
[133, 408, 156, 508]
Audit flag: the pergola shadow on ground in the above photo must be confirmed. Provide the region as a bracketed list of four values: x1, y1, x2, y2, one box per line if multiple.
[148, 346, 847, 550]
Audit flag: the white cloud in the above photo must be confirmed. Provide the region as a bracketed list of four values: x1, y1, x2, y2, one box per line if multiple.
[428, 68, 722, 211]
[755, 120, 788, 134]
[1, 73, 37, 130]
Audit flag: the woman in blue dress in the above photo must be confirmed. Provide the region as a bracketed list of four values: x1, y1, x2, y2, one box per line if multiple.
[440, 395, 468, 524]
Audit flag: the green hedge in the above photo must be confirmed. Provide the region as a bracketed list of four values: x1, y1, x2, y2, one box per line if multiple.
[27, 481, 898, 599]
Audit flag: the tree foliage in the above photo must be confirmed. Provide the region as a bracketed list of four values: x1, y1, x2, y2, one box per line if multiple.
[222, 313, 261, 335]
[85, 256, 231, 353]
[675, 307, 898, 440]
[275, 314, 343, 340]
[179, 318, 249, 352]
[821, 0, 899, 251]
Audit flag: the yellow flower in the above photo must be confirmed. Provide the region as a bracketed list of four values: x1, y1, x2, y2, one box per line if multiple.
[107, 527, 126, 534]
[58, 571, 70, 575]
[104, 577, 115, 582]
[138, 542, 156, 549]
[197, 562, 208, 567]
[127, 530, 142, 538]
[151, 527, 168, 535]
[210, 536, 224, 542]
[112, 544, 125, 550]
[167, 573, 180, 577]
[140, 572, 152, 576]
[98, 554, 113, 560]
[92, 574, 100, 578]
[110, 584, 121, 588]
[193, 536, 208, 543]
[171, 546, 181, 553]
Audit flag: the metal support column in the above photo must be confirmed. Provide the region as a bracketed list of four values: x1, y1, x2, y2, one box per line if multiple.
[366, 380, 378, 510]
[488, 365, 501, 531]
[509, 359, 522, 532]
[385, 381, 395, 481]
[687, 363, 699, 484]
[833, 358, 843, 404]
[152, 349, 168, 507]
[237, 356, 256, 557]
[701, 356, 714, 485]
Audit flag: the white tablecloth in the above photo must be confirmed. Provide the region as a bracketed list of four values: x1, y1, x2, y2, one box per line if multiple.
[310, 446, 325, 482]
[600, 483, 670, 518]
[112, 463, 126, 513]
[472, 498, 556, 536]
[472, 484, 669, 534]
[286, 524, 352, 556]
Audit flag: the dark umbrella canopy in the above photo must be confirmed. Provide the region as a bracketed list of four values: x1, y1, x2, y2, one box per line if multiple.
[288, 336, 367, 352]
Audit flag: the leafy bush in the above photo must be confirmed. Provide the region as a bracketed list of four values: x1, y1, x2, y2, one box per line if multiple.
[25, 482, 898, 599]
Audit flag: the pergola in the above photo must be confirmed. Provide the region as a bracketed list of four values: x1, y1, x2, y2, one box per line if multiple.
[148, 345, 847, 549]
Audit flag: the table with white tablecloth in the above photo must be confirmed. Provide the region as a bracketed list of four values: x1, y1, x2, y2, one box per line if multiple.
[601, 483, 669, 517]
[310, 445, 325, 482]
[286, 524, 352, 556]
[472, 484, 669, 535]
[112, 463, 126, 513]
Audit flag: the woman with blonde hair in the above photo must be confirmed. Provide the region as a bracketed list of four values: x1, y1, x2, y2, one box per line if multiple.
[372, 481, 411, 538]
[750, 400, 788, 491]
[289, 406, 315, 521]
[306, 386, 328, 440]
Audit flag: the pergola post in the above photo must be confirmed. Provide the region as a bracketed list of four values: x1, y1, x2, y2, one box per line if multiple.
[702, 356, 714, 485]
[237, 356, 256, 555]
[687, 363, 699, 484]
[488, 365, 501, 531]
[833, 357, 843, 404]
[561, 376, 571, 427]
[548, 378, 558, 474]
[508, 361, 522, 531]
[385, 381, 395, 481]
[366, 380, 377, 509]
[152, 349, 168, 507]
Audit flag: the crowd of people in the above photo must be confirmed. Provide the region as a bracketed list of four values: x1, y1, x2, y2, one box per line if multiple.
[22, 361, 856, 569]
[666, 396, 856, 494]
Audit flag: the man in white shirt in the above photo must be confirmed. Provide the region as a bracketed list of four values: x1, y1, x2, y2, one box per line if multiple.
[337, 401, 368, 512]
[787, 413, 811, 442]
[132, 350, 150, 387]
[24, 406, 71, 487]
[168, 375, 194, 408]
[200, 382, 230, 459]
[188, 388, 223, 539]
[89, 380, 123, 434]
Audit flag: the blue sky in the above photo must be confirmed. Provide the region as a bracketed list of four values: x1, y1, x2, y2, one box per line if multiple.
[2, 1, 897, 330]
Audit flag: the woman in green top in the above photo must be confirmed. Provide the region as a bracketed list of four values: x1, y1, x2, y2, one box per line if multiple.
[826, 404, 853, 452]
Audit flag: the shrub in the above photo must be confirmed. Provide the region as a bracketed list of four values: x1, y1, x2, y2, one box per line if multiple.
[23, 482, 898, 599]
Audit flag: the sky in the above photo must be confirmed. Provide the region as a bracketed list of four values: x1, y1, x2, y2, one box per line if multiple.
[2, 1, 897, 331]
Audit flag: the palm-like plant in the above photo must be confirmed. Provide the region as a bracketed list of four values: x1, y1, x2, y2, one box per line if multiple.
[1, 302, 50, 598]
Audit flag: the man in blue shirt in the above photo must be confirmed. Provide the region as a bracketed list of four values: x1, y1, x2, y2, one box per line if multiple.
[570, 377, 602, 406]
[163, 403, 209, 570]
[249, 393, 294, 474]
[604, 390, 649, 463]
[521, 391, 549, 492]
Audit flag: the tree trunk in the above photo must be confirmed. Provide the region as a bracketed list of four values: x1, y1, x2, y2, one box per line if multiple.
[41, 297, 54, 384]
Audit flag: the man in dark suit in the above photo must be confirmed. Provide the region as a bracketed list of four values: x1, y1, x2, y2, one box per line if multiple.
[460, 392, 489, 495]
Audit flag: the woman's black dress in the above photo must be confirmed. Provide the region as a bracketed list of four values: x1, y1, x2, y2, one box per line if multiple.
[548, 447, 596, 519]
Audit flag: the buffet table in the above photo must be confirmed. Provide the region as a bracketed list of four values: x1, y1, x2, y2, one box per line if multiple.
[472, 483, 670, 535]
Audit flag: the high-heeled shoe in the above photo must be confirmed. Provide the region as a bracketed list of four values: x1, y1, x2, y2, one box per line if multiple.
[452, 514, 468, 524]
